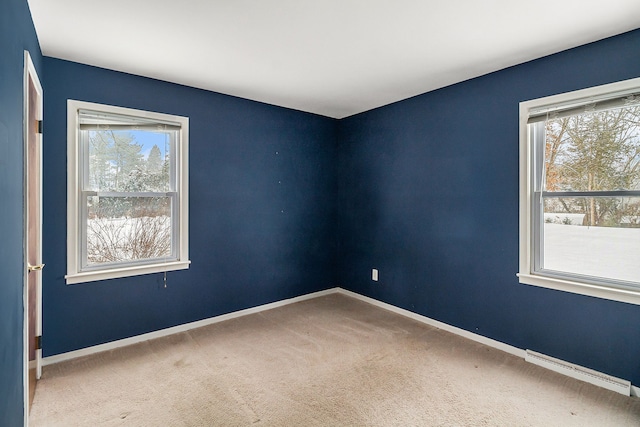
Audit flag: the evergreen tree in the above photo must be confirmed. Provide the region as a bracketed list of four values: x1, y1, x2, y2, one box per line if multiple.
[107, 130, 143, 191]
[147, 144, 163, 173]
[88, 130, 143, 217]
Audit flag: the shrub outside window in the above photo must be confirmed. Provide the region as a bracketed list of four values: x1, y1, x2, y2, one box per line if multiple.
[66, 101, 189, 284]
[519, 78, 640, 305]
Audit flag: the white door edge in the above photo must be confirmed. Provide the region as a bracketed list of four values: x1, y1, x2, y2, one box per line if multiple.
[23, 49, 44, 425]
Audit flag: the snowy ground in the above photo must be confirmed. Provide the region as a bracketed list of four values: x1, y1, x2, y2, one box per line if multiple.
[543, 223, 640, 284]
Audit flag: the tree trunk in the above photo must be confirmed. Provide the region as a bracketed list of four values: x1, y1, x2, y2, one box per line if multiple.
[588, 172, 596, 226]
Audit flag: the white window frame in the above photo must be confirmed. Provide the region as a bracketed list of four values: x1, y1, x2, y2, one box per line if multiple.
[518, 77, 640, 306]
[66, 100, 190, 284]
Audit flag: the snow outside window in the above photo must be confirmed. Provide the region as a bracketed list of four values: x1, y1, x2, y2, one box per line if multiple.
[518, 78, 640, 305]
[66, 101, 189, 284]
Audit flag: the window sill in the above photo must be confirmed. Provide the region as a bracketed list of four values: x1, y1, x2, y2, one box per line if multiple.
[66, 260, 191, 284]
[517, 273, 640, 306]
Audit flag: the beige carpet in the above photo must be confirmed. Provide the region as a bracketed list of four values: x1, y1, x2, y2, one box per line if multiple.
[30, 293, 640, 426]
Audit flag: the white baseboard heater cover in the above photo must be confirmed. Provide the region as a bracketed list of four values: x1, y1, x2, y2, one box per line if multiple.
[525, 350, 631, 396]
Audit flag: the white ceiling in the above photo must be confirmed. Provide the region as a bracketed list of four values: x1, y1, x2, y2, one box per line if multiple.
[27, 0, 640, 119]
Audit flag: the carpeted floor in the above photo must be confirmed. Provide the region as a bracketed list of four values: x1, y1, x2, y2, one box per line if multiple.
[30, 293, 640, 426]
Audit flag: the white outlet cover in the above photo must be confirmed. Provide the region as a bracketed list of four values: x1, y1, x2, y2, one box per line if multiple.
[372, 269, 378, 281]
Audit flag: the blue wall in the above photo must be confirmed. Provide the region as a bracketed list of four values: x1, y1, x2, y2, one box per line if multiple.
[15, 14, 640, 418]
[0, 0, 42, 424]
[42, 58, 338, 356]
[338, 29, 640, 385]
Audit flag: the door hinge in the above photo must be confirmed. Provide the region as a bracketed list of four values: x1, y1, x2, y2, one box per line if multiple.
[35, 335, 42, 350]
[35, 120, 43, 134]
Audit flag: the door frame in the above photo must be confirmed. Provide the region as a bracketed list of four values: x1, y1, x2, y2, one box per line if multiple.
[23, 50, 43, 425]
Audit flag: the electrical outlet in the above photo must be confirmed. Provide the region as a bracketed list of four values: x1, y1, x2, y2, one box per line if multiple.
[372, 269, 378, 281]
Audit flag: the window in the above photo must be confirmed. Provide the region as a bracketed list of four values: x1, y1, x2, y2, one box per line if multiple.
[66, 100, 189, 284]
[519, 78, 640, 305]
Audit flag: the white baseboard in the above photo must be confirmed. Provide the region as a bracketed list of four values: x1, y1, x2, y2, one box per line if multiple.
[336, 288, 635, 397]
[42, 287, 340, 366]
[43, 286, 637, 398]
[335, 288, 526, 358]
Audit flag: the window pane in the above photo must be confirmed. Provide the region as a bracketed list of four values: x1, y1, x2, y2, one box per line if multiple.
[87, 129, 172, 192]
[542, 197, 640, 284]
[544, 107, 640, 192]
[86, 196, 172, 265]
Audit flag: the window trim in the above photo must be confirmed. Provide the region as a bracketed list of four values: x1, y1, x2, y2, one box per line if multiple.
[66, 100, 190, 284]
[518, 77, 640, 306]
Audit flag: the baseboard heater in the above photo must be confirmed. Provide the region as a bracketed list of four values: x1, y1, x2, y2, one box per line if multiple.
[525, 350, 631, 396]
